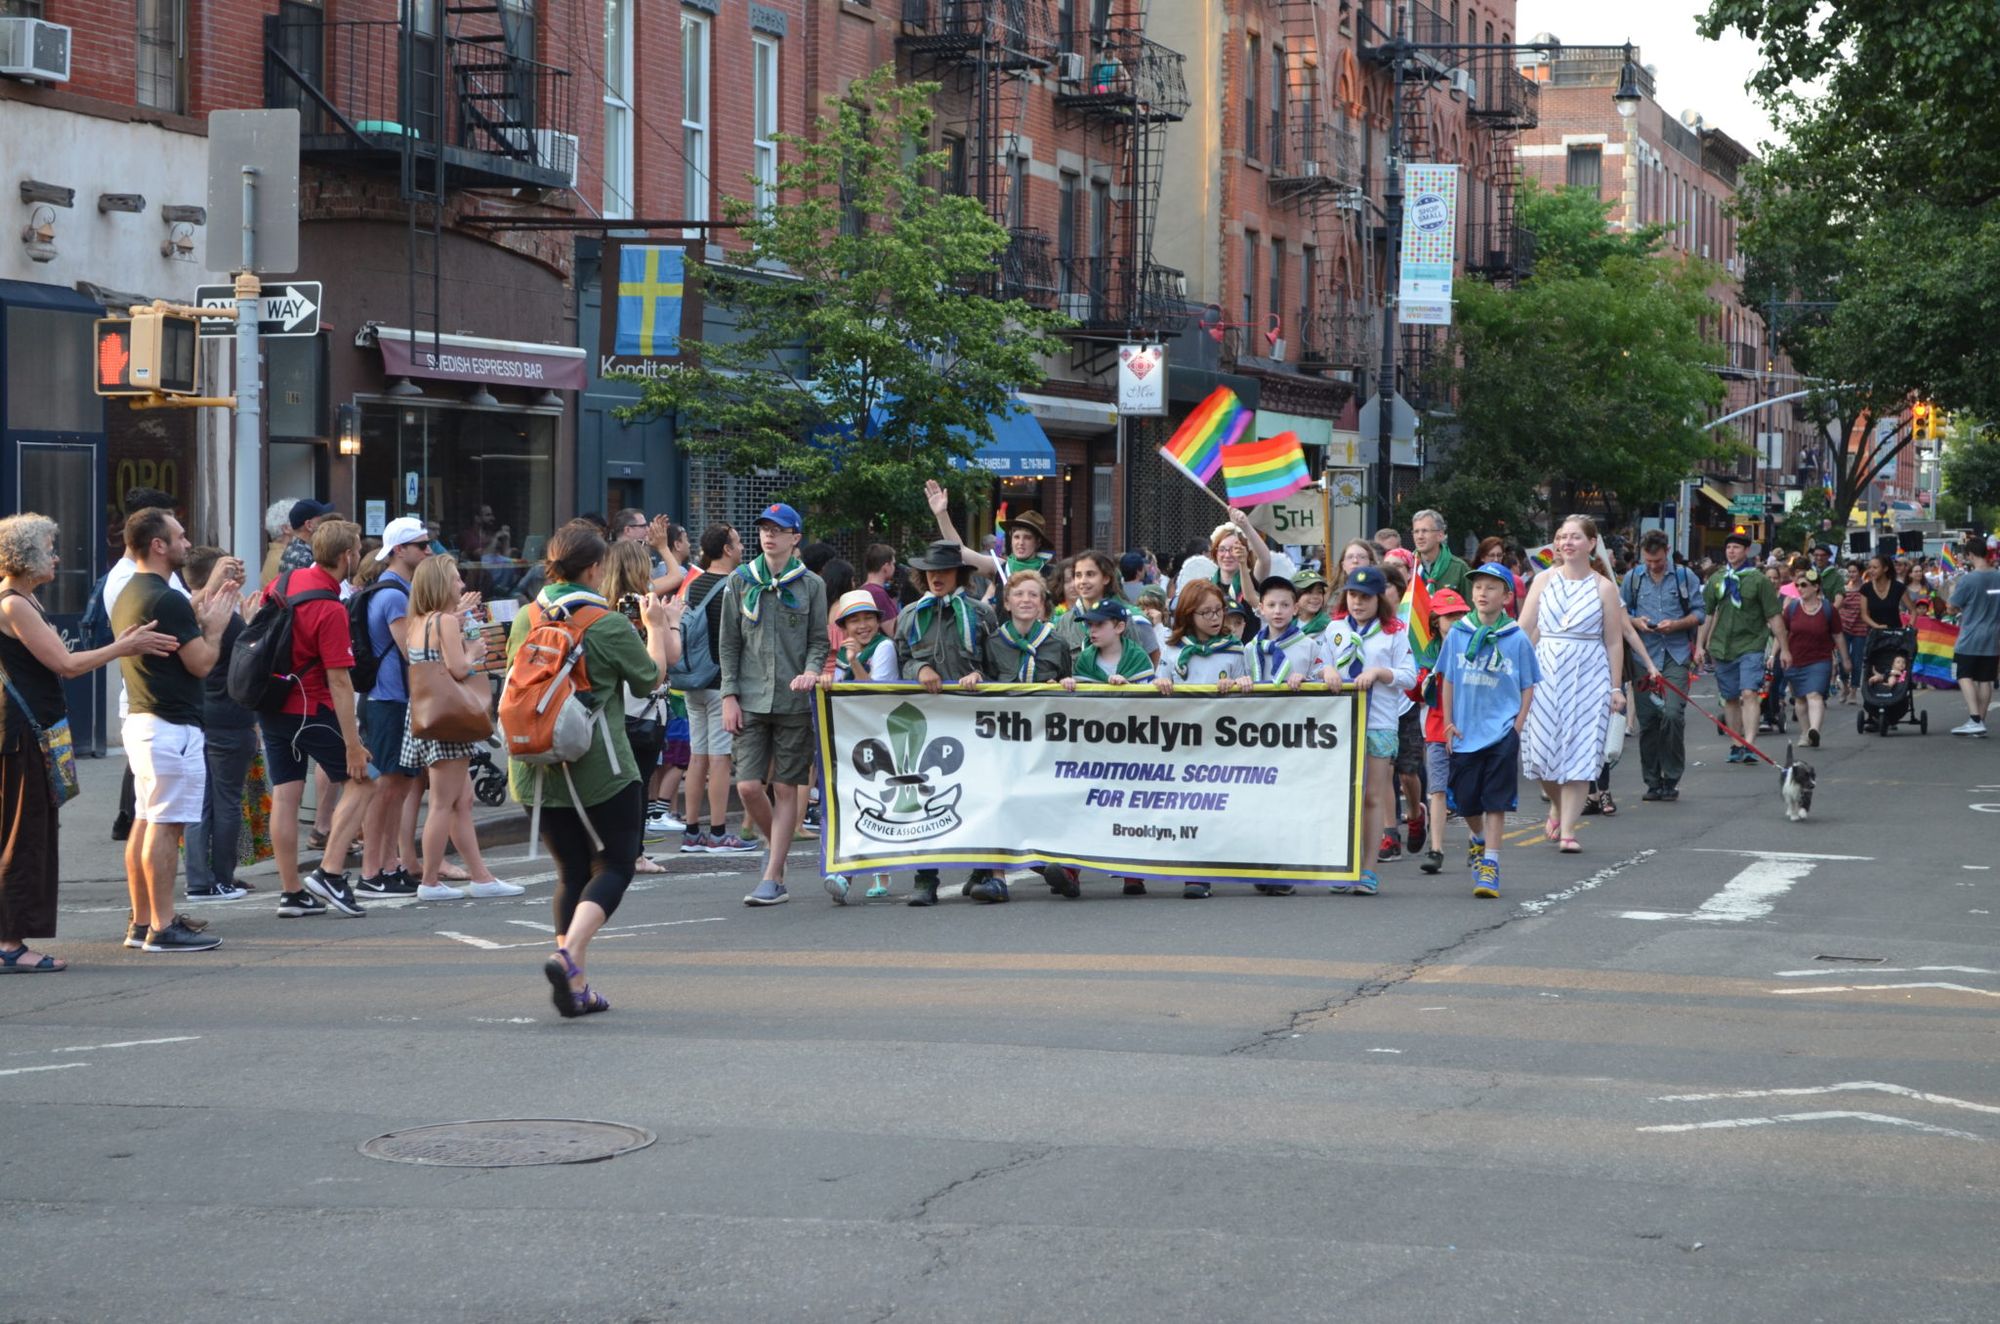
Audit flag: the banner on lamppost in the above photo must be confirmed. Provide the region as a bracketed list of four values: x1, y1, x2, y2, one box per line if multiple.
[1398, 164, 1461, 326]
[815, 685, 1367, 885]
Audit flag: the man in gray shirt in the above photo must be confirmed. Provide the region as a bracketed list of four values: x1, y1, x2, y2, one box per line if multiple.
[1948, 537, 1999, 737]
[1622, 531, 1706, 800]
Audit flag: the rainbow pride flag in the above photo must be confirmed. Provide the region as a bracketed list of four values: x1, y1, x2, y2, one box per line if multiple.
[1160, 387, 1251, 485]
[993, 502, 1007, 541]
[1221, 432, 1312, 508]
[1406, 567, 1436, 665]
[1529, 544, 1556, 571]
[1914, 616, 1958, 689]
[1940, 543, 1961, 574]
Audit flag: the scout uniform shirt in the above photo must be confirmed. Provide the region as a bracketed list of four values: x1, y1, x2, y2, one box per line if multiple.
[718, 558, 830, 716]
[1322, 613, 1417, 730]
[1166, 633, 1250, 684]
[1248, 621, 1318, 683]
[983, 619, 1072, 682]
[899, 589, 996, 682]
[1701, 563, 1782, 663]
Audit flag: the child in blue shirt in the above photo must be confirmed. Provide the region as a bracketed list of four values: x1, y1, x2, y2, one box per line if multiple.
[1438, 563, 1541, 900]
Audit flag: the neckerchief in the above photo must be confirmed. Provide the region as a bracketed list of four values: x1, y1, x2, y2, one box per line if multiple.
[1211, 567, 1253, 612]
[1075, 636, 1154, 683]
[1175, 631, 1244, 678]
[906, 590, 976, 653]
[1300, 611, 1331, 636]
[1002, 551, 1052, 578]
[1721, 564, 1745, 607]
[836, 633, 890, 680]
[736, 555, 808, 620]
[1461, 614, 1519, 664]
[1250, 621, 1302, 682]
[1332, 613, 1381, 680]
[537, 583, 608, 612]
[992, 619, 1055, 681]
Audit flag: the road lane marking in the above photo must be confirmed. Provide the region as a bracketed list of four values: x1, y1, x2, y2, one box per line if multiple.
[1623, 853, 1829, 922]
[1655, 1082, 2000, 1115]
[1775, 966, 1997, 978]
[1516, 850, 1655, 915]
[1639, 1111, 1983, 1140]
[1688, 848, 1873, 861]
[1770, 982, 2000, 999]
[438, 917, 724, 950]
[52, 1036, 201, 1053]
[0, 1063, 88, 1077]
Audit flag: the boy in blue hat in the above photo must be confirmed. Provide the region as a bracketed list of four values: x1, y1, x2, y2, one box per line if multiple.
[1438, 563, 1541, 899]
[720, 502, 830, 907]
[1316, 565, 1416, 897]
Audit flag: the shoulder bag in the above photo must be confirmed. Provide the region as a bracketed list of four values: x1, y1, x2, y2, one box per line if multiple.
[408, 614, 494, 744]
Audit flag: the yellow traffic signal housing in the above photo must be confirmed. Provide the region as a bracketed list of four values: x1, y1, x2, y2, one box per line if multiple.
[129, 308, 201, 395]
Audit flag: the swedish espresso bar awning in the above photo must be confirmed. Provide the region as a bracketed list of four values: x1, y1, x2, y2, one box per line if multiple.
[374, 327, 587, 391]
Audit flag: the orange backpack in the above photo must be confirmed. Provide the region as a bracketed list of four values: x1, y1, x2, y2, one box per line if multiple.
[498, 598, 618, 853]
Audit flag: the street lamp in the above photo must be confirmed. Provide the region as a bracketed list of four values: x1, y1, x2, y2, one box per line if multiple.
[335, 402, 362, 457]
[1613, 44, 1642, 117]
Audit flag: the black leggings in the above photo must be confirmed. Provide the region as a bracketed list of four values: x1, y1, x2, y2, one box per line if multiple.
[540, 781, 645, 935]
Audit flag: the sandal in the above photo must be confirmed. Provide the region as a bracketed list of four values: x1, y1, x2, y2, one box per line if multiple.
[573, 985, 611, 1015]
[1544, 814, 1560, 841]
[1599, 791, 1618, 816]
[437, 861, 471, 881]
[544, 948, 586, 1019]
[0, 944, 66, 972]
[1558, 837, 1582, 854]
[307, 829, 330, 851]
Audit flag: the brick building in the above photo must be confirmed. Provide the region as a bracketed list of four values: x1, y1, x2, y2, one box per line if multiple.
[1516, 42, 1828, 556]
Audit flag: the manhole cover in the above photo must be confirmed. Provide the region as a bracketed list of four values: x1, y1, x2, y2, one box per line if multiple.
[360, 1118, 656, 1168]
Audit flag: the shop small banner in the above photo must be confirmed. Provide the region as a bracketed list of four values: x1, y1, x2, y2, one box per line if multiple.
[1398, 163, 1461, 326]
[814, 685, 1366, 884]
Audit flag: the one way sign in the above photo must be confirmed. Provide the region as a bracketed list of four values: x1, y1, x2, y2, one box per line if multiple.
[194, 281, 322, 337]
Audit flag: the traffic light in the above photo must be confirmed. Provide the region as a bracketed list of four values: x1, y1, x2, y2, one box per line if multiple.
[94, 309, 200, 397]
[1910, 401, 1934, 442]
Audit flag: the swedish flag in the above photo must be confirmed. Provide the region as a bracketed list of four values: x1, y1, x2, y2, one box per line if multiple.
[614, 245, 685, 357]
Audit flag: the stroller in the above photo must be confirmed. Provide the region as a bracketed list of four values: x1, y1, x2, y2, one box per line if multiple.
[1857, 628, 1927, 736]
[468, 741, 508, 805]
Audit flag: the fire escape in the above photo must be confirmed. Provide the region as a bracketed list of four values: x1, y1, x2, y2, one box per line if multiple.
[1271, 0, 1368, 379]
[899, 1, 1056, 308]
[1050, 0, 1190, 372]
[265, 0, 576, 364]
[1464, 46, 1539, 282]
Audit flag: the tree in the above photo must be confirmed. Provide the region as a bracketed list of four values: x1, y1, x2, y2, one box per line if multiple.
[1769, 485, 1834, 554]
[1406, 184, 1728, 539]
[1941, 423, 2000, 533]
[622, 66, 1071, 544]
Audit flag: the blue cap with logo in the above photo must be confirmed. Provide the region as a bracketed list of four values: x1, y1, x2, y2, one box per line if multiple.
[1466, 561, 1519, 596]
[1340, 566, 1389, 598]
[755, 502, 802, 531]
[1077, 598, 1130, 624]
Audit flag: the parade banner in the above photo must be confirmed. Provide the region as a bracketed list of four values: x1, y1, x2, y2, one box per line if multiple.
[814, 685, 1367, 885]
[1398, 164, 1461, 326]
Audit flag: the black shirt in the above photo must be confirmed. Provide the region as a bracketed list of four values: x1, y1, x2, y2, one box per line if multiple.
[202, 613, 257, 729]
[111, 571, 204, 726]
[1859, 578, 1906, 631]
[0, 588, 67, 747]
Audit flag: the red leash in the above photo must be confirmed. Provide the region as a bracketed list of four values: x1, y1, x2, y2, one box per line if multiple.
[1640, 671, 1782, 768]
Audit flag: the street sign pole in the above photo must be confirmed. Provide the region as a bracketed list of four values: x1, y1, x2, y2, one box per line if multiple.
[235, 166, 262, 575]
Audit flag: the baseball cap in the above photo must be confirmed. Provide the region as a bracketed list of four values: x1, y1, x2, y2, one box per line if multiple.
[1119, 550, 1148, 580]
[833, 589, 881, 623]
[1256, 574, 1299, 598]
[1428, 587, 1470, 615]
[1466, 562, 1518, 596]
[374, 516, 430, 561]
[1341, 566, 1389, 597]
[755, 502, 803, 531]
[289, 498, 336, 529]
[1078, 598, 1130, 624]
[1291, 569, 1328, 593]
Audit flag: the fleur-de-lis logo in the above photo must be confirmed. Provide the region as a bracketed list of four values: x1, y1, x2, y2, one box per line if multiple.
[853, 702, 964, 814]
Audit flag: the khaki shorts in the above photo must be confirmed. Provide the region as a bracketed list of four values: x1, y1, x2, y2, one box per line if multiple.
[684, 688, 732, 757]
[732, 711, 814, 786]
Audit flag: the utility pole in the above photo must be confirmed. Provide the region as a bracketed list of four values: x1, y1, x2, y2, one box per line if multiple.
[1374, 41, 1404, 538]
[234, 166, 263, 569]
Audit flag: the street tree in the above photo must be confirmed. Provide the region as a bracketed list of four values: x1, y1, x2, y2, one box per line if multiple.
[1408, 184, 1727, 539]
[1941, 424, 2000, 533]
[622, 65, 1071, 544]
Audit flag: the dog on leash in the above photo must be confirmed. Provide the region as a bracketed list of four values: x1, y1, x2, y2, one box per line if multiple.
[1781, 742, 1817, 822]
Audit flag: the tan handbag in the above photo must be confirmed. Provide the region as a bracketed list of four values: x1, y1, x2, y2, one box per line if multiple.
[408, 614, 494, 744]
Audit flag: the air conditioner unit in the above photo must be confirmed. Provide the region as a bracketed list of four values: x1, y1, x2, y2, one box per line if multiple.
[1299, 158, 1322, 177]
[1447, 68, 1476, 100]
[533, 129, 579, 187]
[1059, 292, 1094, 320]
[1055, 51, 1086, 83]
[0, 17, 72, 83]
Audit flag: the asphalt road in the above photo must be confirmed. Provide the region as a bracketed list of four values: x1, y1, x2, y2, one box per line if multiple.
[5, 705, 1998, 1323]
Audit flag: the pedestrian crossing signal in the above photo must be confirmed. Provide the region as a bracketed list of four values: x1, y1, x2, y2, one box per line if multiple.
[94, 319, 143, 396]
[94, 310, 201, 397]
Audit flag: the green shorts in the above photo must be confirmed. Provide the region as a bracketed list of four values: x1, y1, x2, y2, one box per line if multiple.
[1366, 729, 1400, 760]
[733, 711, 814, 786]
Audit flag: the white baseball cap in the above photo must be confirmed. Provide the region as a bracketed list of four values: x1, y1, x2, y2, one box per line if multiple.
[375, 516, 430, 560]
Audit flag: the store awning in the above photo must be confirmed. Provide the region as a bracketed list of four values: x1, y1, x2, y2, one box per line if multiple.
[1254, 409, 1334, 449]
[818, 395, 1058, 478]
[1696, 483, 1733, 509]
[371, 326, 587, 392]
[1015, 390, 1116, 432]
[0, 279, 102, 313]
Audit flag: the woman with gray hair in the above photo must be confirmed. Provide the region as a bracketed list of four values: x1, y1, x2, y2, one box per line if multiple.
[0, 514, 178, 971]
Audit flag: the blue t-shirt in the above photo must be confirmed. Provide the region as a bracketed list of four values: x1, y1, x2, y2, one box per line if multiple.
[366, 571, 411, 702]
[1439, 617, 1542, 753]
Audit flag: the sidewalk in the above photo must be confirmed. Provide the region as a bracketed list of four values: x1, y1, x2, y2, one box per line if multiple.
[60, 748, 532, 912]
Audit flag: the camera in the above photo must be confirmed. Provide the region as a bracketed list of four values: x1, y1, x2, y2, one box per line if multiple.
[618, 593, 643, 626]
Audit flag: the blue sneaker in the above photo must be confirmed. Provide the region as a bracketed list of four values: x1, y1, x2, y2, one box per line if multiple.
[823, 875, 850, 905]
[743, 880, 789, 907]
[1473, 860, 1500, 899]
[1351, 870, 1380, 897]
[1466, 837, 1485, 869]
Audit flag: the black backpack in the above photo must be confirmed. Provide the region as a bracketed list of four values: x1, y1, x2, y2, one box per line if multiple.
[666, 571, 730, 691]
[345, 579, 401, 695]
[227, 569, 339, 713]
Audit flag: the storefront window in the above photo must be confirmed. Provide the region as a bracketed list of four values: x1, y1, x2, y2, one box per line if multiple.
[6, 306, 96, 434]
[355, 402, 556, 600]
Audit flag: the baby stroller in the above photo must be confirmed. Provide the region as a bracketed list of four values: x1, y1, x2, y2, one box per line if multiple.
[468, 741, 508, 805]
[1857, 628, 1927, 736]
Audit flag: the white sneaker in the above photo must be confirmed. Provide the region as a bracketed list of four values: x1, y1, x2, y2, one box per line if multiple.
[467, 879, 526, 897]
[646, 811, 685, 834]
[416, 882, 467, 901]
[1952, 718, 1988, 736]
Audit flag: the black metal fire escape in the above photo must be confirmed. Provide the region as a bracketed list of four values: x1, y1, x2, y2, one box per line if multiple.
[1271, 0, 1368, 376]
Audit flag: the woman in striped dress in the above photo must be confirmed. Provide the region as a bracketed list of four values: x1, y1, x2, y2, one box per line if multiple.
[1517, 515, 1633, 854]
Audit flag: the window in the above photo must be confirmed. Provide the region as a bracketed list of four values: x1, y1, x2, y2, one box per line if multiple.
[1, 0, 45, 16]
[1301, 244, 1318, 341]
[1005, 151, 1026, 230]
[136, 0, 186, 112]
[941, 134, 968, 196]
[1270, 44, 1286, 168]
[603, 0, 634, 217]
[752, 35, 780, 216]
[1243, 230, 1259, 328]
[1566, 145, 1602, 192]
[1058, 171, 1080, 293]
[1269, 237, 1284, 343]
[1090, 177, 1111, 304]
[681, 11, 711, 225]
[1245, 34, 1261, 158]
[1057, 0, 1075, 52]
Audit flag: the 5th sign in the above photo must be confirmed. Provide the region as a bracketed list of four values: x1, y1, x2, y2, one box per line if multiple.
[193, 281, 321, 337]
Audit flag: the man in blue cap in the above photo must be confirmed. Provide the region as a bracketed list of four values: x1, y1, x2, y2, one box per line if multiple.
[720, 502, 829, 906]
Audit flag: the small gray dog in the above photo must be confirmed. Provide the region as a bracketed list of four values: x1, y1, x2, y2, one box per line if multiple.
[1781, 742, 1817, 822]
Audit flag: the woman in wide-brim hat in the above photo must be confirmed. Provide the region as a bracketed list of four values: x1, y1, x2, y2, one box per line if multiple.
[921, 479, 1055, 597]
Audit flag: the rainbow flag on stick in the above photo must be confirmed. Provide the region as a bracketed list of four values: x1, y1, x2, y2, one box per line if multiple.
[1914, 616, 1958, 689]
[1160, 387, 1251, 486]
[1221, 431, 1312, 508]
[1940, 544, 1961, 574]
[1406, 568, 1436, 665]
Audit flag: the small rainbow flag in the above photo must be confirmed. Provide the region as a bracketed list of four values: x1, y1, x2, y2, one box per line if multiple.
[1221, 431, 1312, 508]
[993, 502, 1007, 541]
[1941, 543, 1961, 574]
[1529, 545, 1556, 570]
[1914, 616, 1958, 689]
[1160, 386, 1251, 486]
[1406, 567, 1436, 665]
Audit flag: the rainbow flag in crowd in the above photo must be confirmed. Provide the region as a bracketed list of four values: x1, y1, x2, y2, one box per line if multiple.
[1940, 544, 1961, 574]
[1913, 616, 1958, 689]
[1529, 544, 1556, 571]
[1221, 432, 1312, 508]
[1406, 567, 1436, 665]
[1160, 387, 1251, 485]
[993, 502, 1007, 541]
